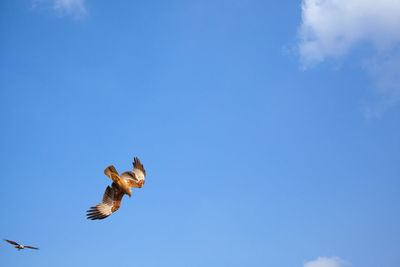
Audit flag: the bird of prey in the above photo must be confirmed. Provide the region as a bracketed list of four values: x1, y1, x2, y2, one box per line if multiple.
[87, 157, 146, 220]
[4, 239, 39, 250]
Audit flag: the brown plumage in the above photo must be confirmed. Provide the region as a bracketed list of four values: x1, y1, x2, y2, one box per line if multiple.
[86, 157, 146, 220]
[133, 157, 146, 177]
[4, 239, 39, 250]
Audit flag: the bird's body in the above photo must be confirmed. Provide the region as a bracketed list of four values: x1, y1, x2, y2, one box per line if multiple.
[86, 157, 146, 220]
[4, 240, 38, 250]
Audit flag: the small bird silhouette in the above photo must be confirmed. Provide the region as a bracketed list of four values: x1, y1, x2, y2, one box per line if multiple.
[4, 239, 39, 250]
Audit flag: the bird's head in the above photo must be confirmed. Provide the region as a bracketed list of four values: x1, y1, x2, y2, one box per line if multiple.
[138, 179, 145, 188]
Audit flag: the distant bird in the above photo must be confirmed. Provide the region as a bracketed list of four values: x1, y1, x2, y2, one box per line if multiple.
[87, 157, 146, 220]
[4, 239, 39, 250]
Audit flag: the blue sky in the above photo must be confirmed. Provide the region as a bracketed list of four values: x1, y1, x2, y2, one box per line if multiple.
[0, 1, 399, 266]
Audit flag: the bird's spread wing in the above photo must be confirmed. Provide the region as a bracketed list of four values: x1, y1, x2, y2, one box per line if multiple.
[120, 171, 144, 188]
[24, 246, 38, 250]
[5, 239, 19, 246]
[132, 157, 146, 181]
[86, 184, 124, 220]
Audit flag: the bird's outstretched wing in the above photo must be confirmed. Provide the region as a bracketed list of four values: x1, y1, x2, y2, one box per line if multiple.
[24, 246, 39, 250]
[5, 239, 19, 246]
[132, 157, 146, 181]
[120, 171, 144, 188]
[86, 184, 124, 220]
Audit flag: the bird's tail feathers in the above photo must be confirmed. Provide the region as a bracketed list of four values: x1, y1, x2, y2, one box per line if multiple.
[110, 173, 126, 189]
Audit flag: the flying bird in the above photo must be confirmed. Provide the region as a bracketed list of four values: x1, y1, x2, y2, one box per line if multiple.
[87, 157, 146, 220]
[4, 239, 39, 250]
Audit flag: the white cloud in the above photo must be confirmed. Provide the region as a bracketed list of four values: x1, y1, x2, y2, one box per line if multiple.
[299, 0, 400, 66]
[53, 0, 86, 16]
[304, 256, 349, 267]
[298, 0, 400, 115]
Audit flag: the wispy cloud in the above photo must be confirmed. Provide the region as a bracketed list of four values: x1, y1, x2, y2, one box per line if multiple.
[299, 0, 400, 66]
[304, 256, 349, 267]
[54, 0, 86, 16]
[363, 49, 400, 117]
[32, 0, 86, 17]
[298, 0, 400, 115]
